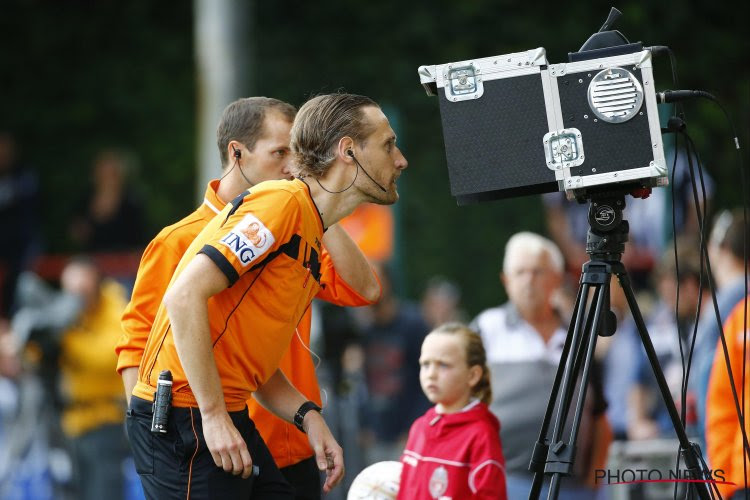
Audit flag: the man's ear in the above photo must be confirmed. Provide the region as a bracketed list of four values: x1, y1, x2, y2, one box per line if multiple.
[228, 141, 244, 162]
[337, 137, 355, 161]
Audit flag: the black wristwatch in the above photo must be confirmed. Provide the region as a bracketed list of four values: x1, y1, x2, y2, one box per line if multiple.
[294, 401, 322, 433]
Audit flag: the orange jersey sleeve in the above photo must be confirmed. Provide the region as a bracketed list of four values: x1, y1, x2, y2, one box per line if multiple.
[314, 247, 380, 307]
[198, 189, 299, 286]
[706, 298, 750, 498]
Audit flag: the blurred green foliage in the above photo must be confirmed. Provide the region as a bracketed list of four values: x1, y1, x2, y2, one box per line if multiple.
[1, 0, 747, 317]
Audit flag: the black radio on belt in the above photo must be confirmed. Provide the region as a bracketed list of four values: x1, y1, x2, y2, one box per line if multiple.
[151, 370, 173, 434]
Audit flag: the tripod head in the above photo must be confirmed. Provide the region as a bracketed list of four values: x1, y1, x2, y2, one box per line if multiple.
[584, 185, 652, 262]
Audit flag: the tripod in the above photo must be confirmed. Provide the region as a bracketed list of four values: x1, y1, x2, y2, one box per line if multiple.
[527, 191, 713, 500]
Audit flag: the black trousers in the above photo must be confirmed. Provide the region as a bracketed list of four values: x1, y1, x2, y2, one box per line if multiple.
[127, 396, 294, 500]
[280, 456, 322, 500]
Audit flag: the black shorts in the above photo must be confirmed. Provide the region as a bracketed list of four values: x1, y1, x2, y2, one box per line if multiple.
[280, 456, 322, 500]
[127, 396, 294, 500]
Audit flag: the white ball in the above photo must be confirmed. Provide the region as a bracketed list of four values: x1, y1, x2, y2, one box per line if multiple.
[347, 461, 403, 500]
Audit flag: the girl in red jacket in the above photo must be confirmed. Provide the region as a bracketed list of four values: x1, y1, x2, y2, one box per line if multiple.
[398, 323, 507, 499]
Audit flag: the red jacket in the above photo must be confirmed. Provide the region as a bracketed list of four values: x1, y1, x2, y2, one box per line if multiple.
[398, 401, 507, 499]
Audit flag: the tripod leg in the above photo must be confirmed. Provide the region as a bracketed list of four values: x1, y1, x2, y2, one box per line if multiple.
[547, 277, 608, 499]
[527, 282, 592, 500]
[615, 268, 713, 500]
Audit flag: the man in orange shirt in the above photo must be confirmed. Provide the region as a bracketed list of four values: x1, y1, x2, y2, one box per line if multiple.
[117, 97, 380, 499]
[127, 93, 407, 499]
[706, 296, 750, 499]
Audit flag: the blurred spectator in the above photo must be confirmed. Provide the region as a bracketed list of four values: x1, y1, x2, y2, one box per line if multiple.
[1, 269, 86, 499]
[595, 276, 642, 441]
[360, 261, 431, 463]
[57, 257, 130, 500]
[0, 131, 40, 318]
[628, 239, 706, 440]
[4, 259, 132, 498]
[338, 204, 394, 262]
[68, 149, 146, 252]
[706, 297, 750, 499]
[543, 148, 714, 289]
[471, 231, 610, 500]
[0, 321, 21, 379]
[692, 209, 749, 443]
[420, 276, 464, 329]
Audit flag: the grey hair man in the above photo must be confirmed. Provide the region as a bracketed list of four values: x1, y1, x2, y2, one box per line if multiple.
[471, 231, 608, 500]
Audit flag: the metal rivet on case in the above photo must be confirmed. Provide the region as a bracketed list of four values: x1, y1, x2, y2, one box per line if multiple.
[592, 168, 597, 172]
[584, 115, 589, 119]
[578, 79, 583, 83]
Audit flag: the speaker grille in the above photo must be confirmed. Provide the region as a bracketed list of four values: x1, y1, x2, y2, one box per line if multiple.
[587, 68, 643, 123]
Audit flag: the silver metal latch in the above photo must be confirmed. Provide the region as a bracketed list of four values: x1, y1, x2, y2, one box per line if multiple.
[543, 128, 585, 170]
[444, 64, 483, 102]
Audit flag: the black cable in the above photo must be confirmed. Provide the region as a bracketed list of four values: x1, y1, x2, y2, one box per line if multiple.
[653, 42, 747, 499]
[221, 156, 258, 187]
[682, 131, 750, 465]
[679, 133, 708, 432]
[308, 163, 359, 194]
[697, 95, 748, 498]
[654, 46, 710, 498]
[683, 131, 750, 498]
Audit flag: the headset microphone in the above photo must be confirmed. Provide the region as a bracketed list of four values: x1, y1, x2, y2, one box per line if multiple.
[348, 151, 387, 193]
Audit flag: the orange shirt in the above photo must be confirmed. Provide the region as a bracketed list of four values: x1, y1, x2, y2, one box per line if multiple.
[134, 179, 350, 410]
[339, 204, 394, 262]
[115, 180, 224, 373]
[119, 179, 375, 467]
[706, 297, 750, 498]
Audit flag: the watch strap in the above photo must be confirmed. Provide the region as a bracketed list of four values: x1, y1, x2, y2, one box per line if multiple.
[294, 401, 322, 433]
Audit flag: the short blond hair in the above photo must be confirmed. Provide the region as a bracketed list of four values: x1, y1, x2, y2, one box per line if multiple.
[503, 231, 564, 274]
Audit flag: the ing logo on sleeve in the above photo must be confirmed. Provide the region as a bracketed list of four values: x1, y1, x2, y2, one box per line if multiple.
[241, 222, 267, 247]
[220, 214, 276, 266]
